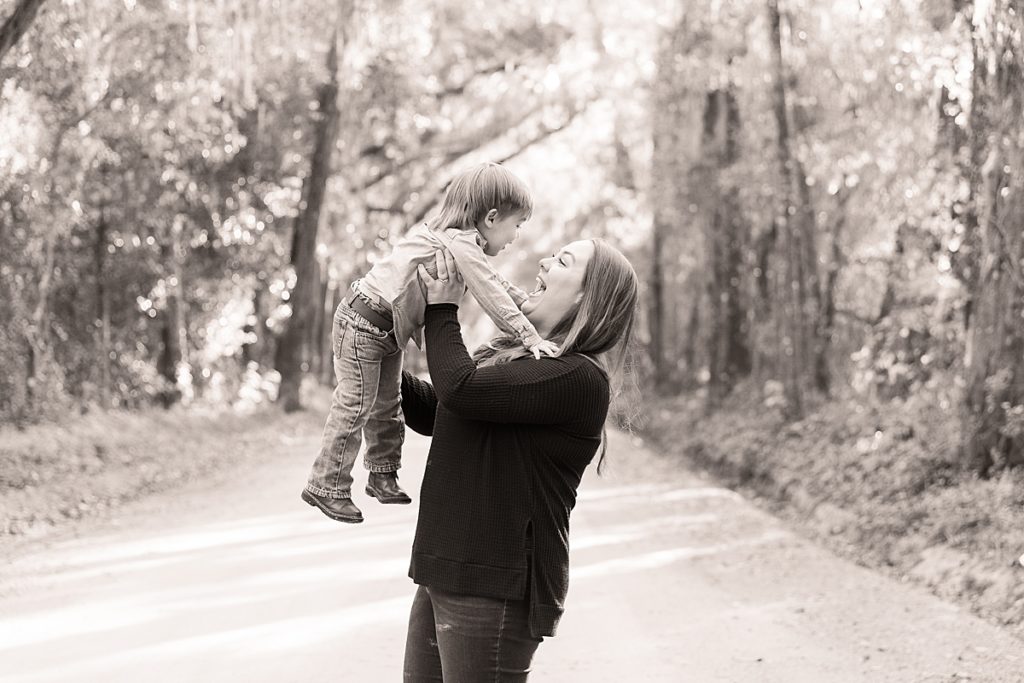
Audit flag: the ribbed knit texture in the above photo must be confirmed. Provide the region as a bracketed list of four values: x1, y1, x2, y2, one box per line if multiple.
[401, 304, 610, 638]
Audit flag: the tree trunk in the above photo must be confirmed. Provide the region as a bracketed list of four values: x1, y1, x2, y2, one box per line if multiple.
[24, 219, 59, 414]
[681, 286, 701, 384]
[699, 88, 752, 409]
[961, 0, 1024, 472]
[648, 216, 669, 389]
[95, 208, 111, 408]
[0, 0, 48, 65]
[766, 0, 820, 418]
[647, 16, 697, 394]
[310, 259, 328, 381]
[274, 33, 341, 412]
[156, 219, 186, 408]
[815, 188, 851, 393]
[322, 281, 341, 386]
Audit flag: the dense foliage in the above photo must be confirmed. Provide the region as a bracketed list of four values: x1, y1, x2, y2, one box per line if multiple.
[1, 0, 1021, 473]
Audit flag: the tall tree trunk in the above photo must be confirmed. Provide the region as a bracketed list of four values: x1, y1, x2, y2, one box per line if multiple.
[95, 207, 111, 408]
[274, 32, 341, 412]
[648, 41, 673, 392]
[648, 217, 669, 389]
[961, 0, 1024, 473]
[0, 0, 47, 65]
[766, 0, 820, 418]
[648, 15, 697, 394]
[700, 88, 751, 409]
[156, 219, 186, 407]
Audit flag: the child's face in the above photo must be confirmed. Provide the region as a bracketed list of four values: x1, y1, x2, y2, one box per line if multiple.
[481, 211, 527, 257]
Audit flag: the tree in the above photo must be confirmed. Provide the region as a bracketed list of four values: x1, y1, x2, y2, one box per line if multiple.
[765, 0, 822, 418]
[960, 0, 1024, 472]
[274, 24, 343, 413]
[648, 13, 699, 394]
[0, 0, 47, 65]
[697, 87, 751, 408]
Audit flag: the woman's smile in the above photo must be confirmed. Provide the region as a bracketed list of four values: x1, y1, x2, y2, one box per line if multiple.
[528, 273, 547, 298]
[520, 240, 594, 331]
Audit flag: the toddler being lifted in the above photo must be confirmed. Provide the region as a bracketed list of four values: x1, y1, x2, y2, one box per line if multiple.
[301, 162, 557, 523]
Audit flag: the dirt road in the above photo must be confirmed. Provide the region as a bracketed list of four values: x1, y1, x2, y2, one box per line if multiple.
[1, 429, 1022, 682]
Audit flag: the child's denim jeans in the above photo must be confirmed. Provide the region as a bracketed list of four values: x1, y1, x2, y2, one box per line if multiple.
[305, 289, 404, 499]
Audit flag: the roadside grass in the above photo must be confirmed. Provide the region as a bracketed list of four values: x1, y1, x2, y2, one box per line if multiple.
[643, 382, 1024, 641]
[0, 386, 329, 541]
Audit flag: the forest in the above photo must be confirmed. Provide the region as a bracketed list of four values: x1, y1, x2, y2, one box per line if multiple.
[4, 0, 1022, 473]
[2, 0, 1024, 513]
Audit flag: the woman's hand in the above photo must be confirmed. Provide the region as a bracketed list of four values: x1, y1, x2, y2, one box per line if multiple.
[418, 249, 466, 305]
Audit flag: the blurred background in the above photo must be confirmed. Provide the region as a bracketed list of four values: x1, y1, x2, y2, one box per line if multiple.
[2, 0, 1022, 451]
[2, 0, 1024, 675]
[2, 0, 1024, 491]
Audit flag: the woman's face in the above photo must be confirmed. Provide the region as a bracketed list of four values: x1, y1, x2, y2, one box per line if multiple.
[522, 240, 595, 333]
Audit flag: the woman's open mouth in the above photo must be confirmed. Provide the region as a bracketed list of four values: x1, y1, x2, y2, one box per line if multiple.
[528, 276, 547, 298]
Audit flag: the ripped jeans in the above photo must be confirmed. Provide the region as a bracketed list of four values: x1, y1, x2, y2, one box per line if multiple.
[403, 585, 542, 682]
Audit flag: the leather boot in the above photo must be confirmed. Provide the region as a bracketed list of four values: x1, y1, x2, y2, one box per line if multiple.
[301, 490, 364, 523]
[365, 472, 412, 505]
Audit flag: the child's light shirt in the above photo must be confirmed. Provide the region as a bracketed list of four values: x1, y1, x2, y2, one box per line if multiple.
[359, 224, 543, 350]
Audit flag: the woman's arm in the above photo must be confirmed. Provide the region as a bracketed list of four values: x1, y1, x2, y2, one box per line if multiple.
[423, 304, 605, 425]
[401, 371, 437, 436]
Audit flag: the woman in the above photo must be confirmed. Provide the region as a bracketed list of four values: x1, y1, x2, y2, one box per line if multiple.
[401, 238, 639, 681]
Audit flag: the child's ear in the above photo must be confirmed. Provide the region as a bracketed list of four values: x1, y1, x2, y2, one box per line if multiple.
[484, 208, 498, 226]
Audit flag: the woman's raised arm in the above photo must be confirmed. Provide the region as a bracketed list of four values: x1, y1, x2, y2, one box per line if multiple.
[422, 305, 607, 426]
[401, 371, 437, 435]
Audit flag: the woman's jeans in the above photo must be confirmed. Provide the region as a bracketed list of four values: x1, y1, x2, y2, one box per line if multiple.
[304, 296, 404, 499]
[404, 585, 542, 682]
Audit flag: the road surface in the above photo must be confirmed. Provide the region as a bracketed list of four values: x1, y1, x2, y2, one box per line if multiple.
[1, 428, 1022, 682]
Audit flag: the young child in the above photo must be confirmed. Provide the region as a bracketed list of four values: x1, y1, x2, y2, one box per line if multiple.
[301, 162, 557, 523]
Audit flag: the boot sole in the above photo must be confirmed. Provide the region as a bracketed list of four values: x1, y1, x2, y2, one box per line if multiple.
[301, 490, 364, 523]
[365, 486, 412, 505]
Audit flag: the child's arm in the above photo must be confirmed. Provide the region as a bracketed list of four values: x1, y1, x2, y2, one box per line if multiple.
[497, 275, 529, 309]
[442, 232, 558, 357]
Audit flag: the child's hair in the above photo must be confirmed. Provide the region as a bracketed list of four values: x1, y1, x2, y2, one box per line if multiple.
[426, 162, 533, 232]
[471, 238, 640, 474]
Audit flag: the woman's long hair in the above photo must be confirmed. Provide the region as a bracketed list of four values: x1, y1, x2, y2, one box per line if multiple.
[472, 238, 640, 472]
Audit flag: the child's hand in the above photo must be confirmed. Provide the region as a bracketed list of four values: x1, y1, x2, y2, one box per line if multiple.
[528, 340, 560, 360]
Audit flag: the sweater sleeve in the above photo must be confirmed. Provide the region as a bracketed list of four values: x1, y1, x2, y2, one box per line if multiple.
[423, 304, 603, 425]
[401, 371, 437, 436]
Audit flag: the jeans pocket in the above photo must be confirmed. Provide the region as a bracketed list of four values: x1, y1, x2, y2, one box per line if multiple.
[354, 329, 397, 362]
[331, 318, 350, 359]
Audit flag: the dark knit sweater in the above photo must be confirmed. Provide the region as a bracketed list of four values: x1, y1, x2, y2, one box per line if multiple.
[401, 304, 610, 638]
